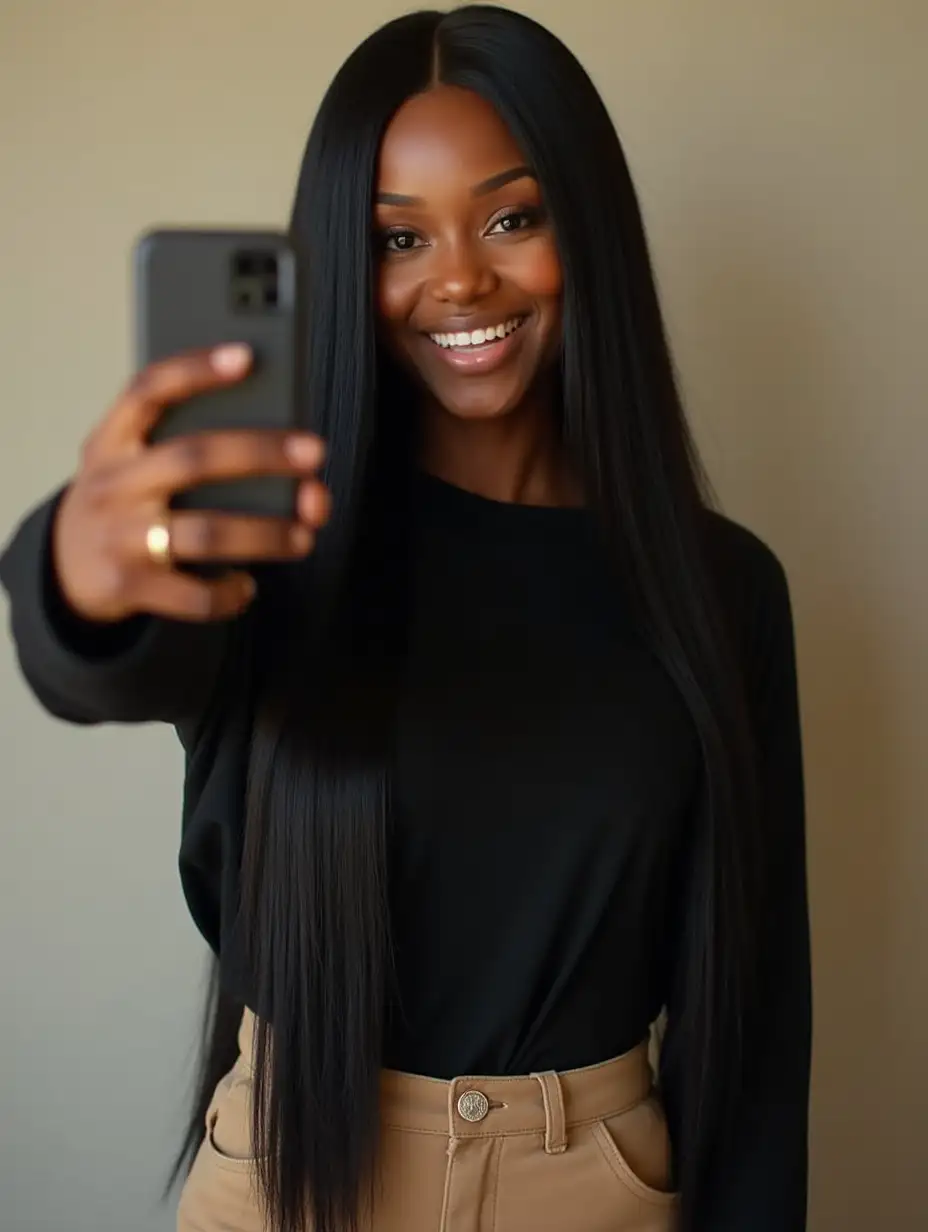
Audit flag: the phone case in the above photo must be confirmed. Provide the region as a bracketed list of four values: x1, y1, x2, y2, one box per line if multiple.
[134, 227, 299, 519]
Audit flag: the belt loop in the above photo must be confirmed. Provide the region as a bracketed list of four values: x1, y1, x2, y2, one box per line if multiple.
[446, 1078, 460, 1143]
[531, 1070, 567, 1154]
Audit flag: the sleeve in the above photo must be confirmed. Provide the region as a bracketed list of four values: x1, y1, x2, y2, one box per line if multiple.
[690, 539, 813, 1229]
[0, 489, 237, 727]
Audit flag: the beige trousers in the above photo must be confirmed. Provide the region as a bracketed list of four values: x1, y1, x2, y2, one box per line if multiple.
[176, 1007, 679, 1232]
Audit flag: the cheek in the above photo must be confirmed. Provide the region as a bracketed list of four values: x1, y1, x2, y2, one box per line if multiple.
[517, 239, 563, 305]
[376, 263, 420, 329]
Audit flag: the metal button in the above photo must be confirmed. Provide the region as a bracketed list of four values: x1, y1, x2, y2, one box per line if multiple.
[457, 1090, 490, 1123]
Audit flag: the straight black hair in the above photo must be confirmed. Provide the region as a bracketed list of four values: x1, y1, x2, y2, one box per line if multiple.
[169, 7, 762, 1231]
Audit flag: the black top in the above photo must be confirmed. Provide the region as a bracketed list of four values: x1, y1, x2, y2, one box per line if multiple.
[384, 472, 702, 1077]
[0, 473, 811, 1231]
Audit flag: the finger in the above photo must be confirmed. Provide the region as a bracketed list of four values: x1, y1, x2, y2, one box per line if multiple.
[296, 479, 332, 527]
[128, 511, 314, 564]
[96, 344, 253, 456]
[117, 429, 325, 501]
[131, 566, 257, 622]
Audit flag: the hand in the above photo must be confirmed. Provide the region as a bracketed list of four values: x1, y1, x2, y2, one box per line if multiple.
[52, 343, 330, 624]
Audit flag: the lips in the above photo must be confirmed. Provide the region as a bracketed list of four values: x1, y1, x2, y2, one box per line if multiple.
[421, 314, 529, 375]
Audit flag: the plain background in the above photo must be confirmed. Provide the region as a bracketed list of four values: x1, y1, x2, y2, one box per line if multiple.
[1, 2, 925, 1229]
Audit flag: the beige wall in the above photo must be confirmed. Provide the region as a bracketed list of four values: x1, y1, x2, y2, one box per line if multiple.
[1, 2, 925, 1229]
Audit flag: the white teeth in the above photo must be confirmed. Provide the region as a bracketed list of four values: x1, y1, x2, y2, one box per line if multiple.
[429, 317, 525, 348]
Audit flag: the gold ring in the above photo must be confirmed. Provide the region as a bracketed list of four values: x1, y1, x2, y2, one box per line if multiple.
[145, 518, 172, 566]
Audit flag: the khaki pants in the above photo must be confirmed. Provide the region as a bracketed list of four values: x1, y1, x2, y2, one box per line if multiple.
[177, 1008, 678, 1231]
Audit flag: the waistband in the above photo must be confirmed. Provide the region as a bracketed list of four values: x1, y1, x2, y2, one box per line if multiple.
[237, 1008, 654, 1153]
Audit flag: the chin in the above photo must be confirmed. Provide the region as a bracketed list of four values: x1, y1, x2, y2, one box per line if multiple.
[430, 382, 530, 422]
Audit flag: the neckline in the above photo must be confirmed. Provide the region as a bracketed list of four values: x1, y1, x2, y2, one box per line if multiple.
[411, 467, 590, 532]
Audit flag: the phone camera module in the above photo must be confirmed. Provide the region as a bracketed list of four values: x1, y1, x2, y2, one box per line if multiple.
[231, 249, 280, 313]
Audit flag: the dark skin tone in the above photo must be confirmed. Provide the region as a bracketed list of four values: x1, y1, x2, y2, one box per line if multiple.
[52, 85, 575, 625]
[375, 85, 577, 507]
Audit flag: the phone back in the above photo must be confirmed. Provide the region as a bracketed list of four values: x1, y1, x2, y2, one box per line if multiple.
[134, 227, 299, 518]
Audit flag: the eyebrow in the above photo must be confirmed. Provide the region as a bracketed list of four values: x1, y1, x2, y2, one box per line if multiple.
[376, 164, 535, 207]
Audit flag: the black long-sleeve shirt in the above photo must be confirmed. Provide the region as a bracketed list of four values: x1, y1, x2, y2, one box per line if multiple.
[0, 470, 811, 1229]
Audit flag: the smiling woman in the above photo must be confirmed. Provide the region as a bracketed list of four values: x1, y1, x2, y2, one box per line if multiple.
[374, 91, 563, 437]
[0, 5, 810, 1232]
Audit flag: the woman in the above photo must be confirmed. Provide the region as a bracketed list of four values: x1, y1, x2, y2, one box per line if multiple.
[0, 6, 811, 1232]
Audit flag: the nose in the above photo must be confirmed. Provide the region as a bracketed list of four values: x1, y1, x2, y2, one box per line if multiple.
[430, 238, 498, 307]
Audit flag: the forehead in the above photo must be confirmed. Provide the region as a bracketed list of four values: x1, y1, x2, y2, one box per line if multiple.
[376, 85, 525, 190]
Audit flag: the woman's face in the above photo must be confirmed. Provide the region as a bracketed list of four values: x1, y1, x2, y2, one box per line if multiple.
[374, 85, 563, 423]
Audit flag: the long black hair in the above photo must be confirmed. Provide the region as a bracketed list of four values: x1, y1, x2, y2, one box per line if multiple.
[170, 7, 762, 1231]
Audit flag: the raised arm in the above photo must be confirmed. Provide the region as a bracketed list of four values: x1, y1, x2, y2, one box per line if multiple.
[1, 344, 328, 727]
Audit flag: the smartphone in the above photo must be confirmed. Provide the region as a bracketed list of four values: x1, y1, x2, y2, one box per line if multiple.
[133, 227, 300, 519]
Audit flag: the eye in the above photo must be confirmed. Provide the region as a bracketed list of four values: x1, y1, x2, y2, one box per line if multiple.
[485, 206, 545, 236]
[379, 228, 422, 254]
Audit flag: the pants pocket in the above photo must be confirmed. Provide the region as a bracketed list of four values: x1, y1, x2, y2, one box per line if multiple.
[176, 1066, 268, 1232]
[590, 1094, 678, 1207]
[204, 1064, 265, 1173]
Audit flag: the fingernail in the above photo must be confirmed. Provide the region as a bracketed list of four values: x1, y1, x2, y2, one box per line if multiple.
[285, 435, 323, 465]
[242, 575, 257, 599]
[211, 344, 251, 375]
[290, 525, 312, 551]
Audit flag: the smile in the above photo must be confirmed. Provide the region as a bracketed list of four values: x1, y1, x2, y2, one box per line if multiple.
[427, 316, 527, 349]
[421, 314, 529, 375]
